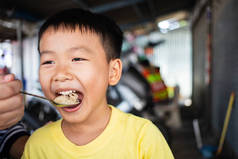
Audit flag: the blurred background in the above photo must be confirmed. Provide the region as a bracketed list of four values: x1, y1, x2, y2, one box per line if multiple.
[0, 0, 238, 158]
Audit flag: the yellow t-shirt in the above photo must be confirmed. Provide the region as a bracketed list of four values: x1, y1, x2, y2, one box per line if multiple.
[22, 106, 174, 159]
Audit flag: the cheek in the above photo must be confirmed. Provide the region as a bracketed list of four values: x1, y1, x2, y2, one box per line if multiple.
[39, 71, 47, 86]
[39, 70, 51, 94]
[75, 62, 109, 83]
[75, 64, 109, 92]
[87, 70, 109, 97]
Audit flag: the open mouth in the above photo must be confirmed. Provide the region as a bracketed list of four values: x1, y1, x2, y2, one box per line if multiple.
[54, 90, 83, 112]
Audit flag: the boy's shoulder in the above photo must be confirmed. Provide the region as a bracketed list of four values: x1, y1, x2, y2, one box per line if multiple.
[111, 106, 154, 132]
[27, 120, 61, 143]
[35, 120, 60, 132]
[112, 105, 148, 121]
[112, 106, 167, 146]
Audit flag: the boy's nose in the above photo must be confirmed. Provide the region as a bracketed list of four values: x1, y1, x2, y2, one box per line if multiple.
[53, 67, 73, 82]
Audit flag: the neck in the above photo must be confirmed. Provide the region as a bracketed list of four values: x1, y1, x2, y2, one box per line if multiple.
[61, 105, 112, 145]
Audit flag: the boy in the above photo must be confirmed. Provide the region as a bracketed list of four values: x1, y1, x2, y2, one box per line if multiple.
[22, 8, 174, 159]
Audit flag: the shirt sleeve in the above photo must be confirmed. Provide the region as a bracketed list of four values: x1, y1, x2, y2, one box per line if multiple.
[21, 128, 44, 159]
[140, 121, 174, 159]
[0, 122, 29, 158]
[21, 136, 30, 159]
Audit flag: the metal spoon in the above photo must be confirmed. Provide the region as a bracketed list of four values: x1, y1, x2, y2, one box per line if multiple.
[20, 91, 79, 107]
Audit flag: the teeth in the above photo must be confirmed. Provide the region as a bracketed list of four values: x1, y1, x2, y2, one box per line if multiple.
[58, 90, 76, 95]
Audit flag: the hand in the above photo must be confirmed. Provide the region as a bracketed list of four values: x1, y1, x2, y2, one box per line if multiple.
[0, 74, 24, 130]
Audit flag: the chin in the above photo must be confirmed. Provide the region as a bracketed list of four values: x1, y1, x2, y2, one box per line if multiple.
[60, 111, 86, 124]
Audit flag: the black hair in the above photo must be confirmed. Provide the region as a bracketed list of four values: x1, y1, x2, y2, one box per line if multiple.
[38, 8, 123, 61]
[138, 56, 150, 67]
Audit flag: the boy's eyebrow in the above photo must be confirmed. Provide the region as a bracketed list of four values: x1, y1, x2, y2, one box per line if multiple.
[39, 46, 93, 55]
[68, 46, 92, 53]
[39, 50, 55, 55]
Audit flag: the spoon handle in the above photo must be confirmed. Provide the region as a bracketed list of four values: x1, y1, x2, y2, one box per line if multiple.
[20, 91, 78, 107]
[20, 91, 49, 101]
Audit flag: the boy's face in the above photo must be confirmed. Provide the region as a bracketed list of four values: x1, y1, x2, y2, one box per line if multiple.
[39, 27, 122, 124]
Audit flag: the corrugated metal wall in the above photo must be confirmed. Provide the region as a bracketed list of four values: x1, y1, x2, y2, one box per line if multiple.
[151, 27, 192, 99]
[192, 10, 208, 117]
[193, 0, 238, 157]
[212, 0, 238, 155]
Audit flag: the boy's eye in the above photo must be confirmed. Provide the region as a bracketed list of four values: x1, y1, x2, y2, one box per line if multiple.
[72, 58, 85, 62]
[42, 61, 54, 65]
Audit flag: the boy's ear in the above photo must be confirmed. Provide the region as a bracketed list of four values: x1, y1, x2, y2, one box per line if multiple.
[108, 59, 122, 86]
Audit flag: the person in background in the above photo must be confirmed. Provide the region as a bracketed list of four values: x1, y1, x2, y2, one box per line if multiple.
[21, 8, 174, 159]
[138, 56, 169, 103]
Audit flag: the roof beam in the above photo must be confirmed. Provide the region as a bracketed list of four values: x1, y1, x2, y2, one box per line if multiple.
[119, 17, 153, 30]
[91, 0, 145, 13]
[146, 0, 156, 17]
[132, 4, 143, 18]
[71, 0, 89, 9]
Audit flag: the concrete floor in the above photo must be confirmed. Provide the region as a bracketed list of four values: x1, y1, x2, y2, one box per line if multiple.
[170, 120, 203, 159]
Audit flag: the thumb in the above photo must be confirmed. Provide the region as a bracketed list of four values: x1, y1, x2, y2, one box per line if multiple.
[0, 74, 15, 83]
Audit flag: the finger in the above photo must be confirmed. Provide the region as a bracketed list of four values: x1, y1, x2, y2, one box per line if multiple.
[0, 75, 3, 81]
[0, 113, 24, 129]
[0, 94, 24, 114]
[0, 107, 24, 130]
[0, 79, 22, 99]
[4, 74, 15, 82]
